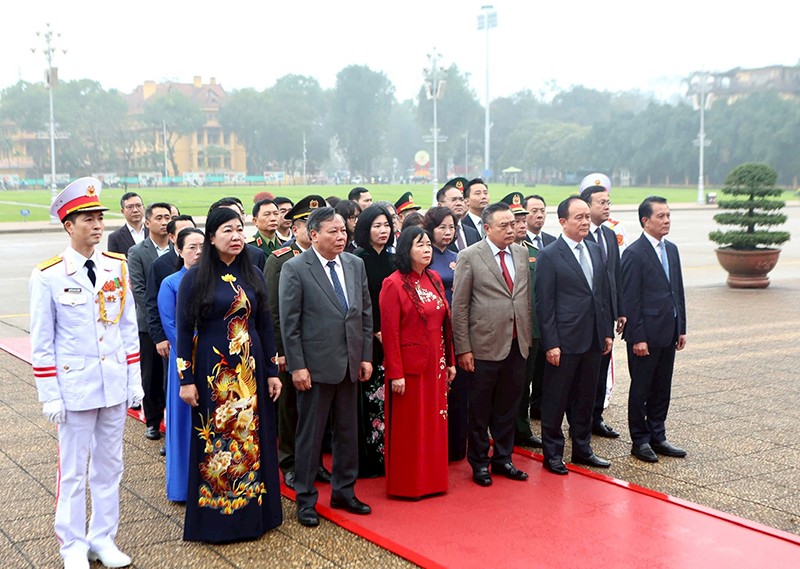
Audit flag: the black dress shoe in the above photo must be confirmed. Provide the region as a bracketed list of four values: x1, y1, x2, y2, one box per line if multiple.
[159, 443, 166, 457]
[472, 467, 492, 486]
[316, 465, 332, 483]
[592, 421, 621, 438]
[283, 471, 296, 489]
[632, 443, 659, 463]
[514, 435, 543, 448]
[543, 458, 568, 475]
[572, 453, 611, 468]
[651, 440, 687, 458]
[491, 463, 529, 481]
[145, 426, 161, 440]
[330, 496, 372, 515]
[297, 507, 319, 527]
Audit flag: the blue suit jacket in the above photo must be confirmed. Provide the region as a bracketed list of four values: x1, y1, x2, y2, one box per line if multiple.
[621, 234, 686, 348]
[534, 236, 614, 355]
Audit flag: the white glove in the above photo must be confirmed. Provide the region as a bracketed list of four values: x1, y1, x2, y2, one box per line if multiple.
[127, 385, 145, 409]
[43, 399, 66, 424]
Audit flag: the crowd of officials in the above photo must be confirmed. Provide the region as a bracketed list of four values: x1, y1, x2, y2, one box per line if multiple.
[29, 173, 687, 568]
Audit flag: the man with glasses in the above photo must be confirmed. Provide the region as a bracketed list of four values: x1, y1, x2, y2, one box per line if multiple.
[107, 192, 148, 255]
[437, 177, 480, 252]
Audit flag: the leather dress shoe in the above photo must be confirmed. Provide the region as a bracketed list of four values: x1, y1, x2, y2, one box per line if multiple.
[88, 545, 132, 568]
[514, 435, 543, 448]
[651, 440, 687, 458]
[330, 495, 372, 515]
[472, 467, 492, 486]
[283, 471, 296, 489]
[632, 443, 659, 463]
[316, 465, 332, 483]
[543, 458, 568, 475]
[159, 443, 166, 457]
[572, 453, 611, 468]
[491, 463, 529, 481]
[592, 421, 621, 438]
[145, 426, 161, 440]
[297, 506, 319, 527]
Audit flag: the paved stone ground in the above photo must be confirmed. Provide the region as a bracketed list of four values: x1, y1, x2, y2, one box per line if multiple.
[1, 203, 799, 567]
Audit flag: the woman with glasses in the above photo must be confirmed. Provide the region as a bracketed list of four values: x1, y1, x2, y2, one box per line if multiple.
[334, 200, 361, 253]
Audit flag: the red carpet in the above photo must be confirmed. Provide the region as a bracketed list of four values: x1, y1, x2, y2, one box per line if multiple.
[5, 337, 800, 568]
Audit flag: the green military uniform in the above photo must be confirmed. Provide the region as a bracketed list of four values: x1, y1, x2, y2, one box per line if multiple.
[249, 232, 281, 255]
[516, 240, 543, 439]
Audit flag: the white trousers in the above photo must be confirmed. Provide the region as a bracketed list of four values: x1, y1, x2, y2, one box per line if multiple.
[55, 403, 126, 560]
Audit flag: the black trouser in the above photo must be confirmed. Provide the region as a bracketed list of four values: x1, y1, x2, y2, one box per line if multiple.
[467, 340, 526, 470]
[541, 348, 602, 461]
[447, 365, 471, 461]
[565, 350, 612, 429]
[516, 339, 540, 439]
[528, 344, 546, 420]
[139, 332, 164, 429]
[277, 369, 297, 474]
[627, 343, 676, 446]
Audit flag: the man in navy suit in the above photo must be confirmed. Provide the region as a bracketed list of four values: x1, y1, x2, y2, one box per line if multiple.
[535, 196, 614, 475]
[578, 179, 627, 439]
[106, 192, 148, 255]
[622, 196, 687, 462]
[460, 178, 490, 238]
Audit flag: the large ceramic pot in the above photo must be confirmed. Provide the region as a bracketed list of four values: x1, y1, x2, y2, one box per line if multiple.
[714, 248, 781, 289]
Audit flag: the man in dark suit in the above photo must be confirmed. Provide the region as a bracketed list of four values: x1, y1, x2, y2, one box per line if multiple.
[438, 179, 480, 253]
[127, 202, 173, 441]
[523, 194, 556, 422]
[452, 202, 533, 486]
[578, 178, 627, 439]
[460, 178, 490, 238]
[279, 207, 373, 527]
[107, 192, 148, 255]
[622, 196, 687, 463]
[535, 196, 614, 475]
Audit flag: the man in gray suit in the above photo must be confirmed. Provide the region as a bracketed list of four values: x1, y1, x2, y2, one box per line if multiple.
[452, 202, 533, 487]
[279, 207, 373, 527]
[127, 202, 172, 441]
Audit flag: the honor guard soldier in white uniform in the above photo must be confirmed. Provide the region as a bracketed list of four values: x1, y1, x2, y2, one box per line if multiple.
[29, 177, 143, 569]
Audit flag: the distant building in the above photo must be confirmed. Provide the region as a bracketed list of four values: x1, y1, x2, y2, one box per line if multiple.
[687, 64, 800, 105]
[123, 76, 246, 176]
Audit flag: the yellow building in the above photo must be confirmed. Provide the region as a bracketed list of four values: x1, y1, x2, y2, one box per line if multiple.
[123, 76, 246, 177]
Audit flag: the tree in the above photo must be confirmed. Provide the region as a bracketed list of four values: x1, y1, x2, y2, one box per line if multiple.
[141, 90, 204, 176]
[219, 88, 271, 174]
[331, 65, 395, 175]
[387, 99, 423, 179]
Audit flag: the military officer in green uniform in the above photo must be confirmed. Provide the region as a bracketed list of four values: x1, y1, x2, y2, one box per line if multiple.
[249, 198, 283, 254]
[501, 191, 544, 449]
[264, 194, 330, 489]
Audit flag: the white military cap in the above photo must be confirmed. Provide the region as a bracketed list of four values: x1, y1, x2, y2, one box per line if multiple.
[50, 177, 108, 222]
[579, 173, 611, 194]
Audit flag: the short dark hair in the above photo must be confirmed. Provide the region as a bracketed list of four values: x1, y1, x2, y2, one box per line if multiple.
[167, 214, 196, 235]
[145, 202, 171, 219]
[557, 195, 585, 220]
[307, 206, 338, 236]
[524, 194, 546, 208]
[393, 226, 429, 274]
[348, 187, 369, 201]
[436, 185, 463, 203]
[580, 186, 607, 204]
[423, 206, 455, 234]
[401, 211, 425, 231]
[169, 203, 181, 216]
[252, 198, 276, 218]
[273, 196, 294, 208]
[638, 196, 668, 227]
[326, 195, 342, 208]
[208, 197, 244, 217]
[354, 204, 395, 251]
[481, 201, 510, 227]
[465, 178, 487, 199]
[120, 192, 141, 208]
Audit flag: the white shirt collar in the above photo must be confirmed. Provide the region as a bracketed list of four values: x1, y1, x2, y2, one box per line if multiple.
[643, 231, 663, 249]
[486, 239, 510, 257]
[312, 246, 340, 268]
[562, 234, 582, 250]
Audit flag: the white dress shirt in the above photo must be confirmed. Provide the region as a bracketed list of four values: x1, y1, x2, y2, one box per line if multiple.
[486, 239, 516, 281]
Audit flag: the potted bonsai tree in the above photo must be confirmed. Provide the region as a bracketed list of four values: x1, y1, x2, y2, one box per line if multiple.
[709, 162, 790, 288]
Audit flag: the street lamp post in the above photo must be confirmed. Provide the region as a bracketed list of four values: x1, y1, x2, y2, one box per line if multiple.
[691, 71, 713, 204]
[424, 49, 447, 204]
[32, 23, 66, 223]
[478, 5, 497, 181]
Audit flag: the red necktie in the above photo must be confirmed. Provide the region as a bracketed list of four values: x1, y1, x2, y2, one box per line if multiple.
[498, 250, 513, 293]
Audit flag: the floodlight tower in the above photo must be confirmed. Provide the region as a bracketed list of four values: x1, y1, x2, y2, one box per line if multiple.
[477, 5, 497, 181]
[32, 23, 66, 223]
[691, 71, 714, 204]
[424, 49, 446, 203]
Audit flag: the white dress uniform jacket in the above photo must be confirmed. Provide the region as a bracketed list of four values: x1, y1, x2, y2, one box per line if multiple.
[29, 247, 142, 410]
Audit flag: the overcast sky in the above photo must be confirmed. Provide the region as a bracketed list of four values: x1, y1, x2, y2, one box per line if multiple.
[3, 1, 797, 103]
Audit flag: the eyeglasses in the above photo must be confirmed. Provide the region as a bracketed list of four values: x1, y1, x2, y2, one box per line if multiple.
[597, 200, 612, 206]
[348, 215, 359, 221]
[124, 204, 144, 210]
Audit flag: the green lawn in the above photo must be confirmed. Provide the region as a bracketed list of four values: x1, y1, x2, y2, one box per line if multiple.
[1, 184, 796, 223]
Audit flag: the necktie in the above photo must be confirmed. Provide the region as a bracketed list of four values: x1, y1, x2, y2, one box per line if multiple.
[326, 260, 349, 312]
[595, 227, 608, 264]
[576, 242, 593, 290]
[456, 226, 466, 250]
[534, 234, 542, 250]
[498, 251, 513, 293]
[659, 241, 670, 280]
[85, 260, 96, 287]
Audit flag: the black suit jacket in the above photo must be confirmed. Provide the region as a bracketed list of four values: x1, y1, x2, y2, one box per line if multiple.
[460, 214, 480, 236]
[527, 231, 556, 249]
[535, 236, 614, 355]
[589, 225, 625, 320]
[247, 243, 267, 271]
[107, 224, 148, 256]
[448, 221, 481, 253]
[146, 252, 180, 344]
[621, 234, 686, 348]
